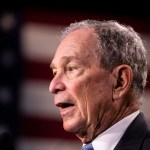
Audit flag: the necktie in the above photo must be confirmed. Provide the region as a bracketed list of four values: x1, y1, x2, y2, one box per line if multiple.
[82, 143, 94, 150]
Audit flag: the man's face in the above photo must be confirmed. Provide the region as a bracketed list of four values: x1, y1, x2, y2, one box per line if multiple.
[49, 28, 114, 141]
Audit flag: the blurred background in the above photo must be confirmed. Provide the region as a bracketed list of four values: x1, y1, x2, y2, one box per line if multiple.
[0, 2, 150, 150]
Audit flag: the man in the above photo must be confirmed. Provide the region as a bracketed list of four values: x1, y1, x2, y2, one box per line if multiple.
[49, 19, 150, 149]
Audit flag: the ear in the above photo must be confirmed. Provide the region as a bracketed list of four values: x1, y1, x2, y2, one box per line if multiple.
[112, 65, 133, 100]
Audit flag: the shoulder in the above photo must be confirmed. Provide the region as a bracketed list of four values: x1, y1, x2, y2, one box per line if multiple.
[141, 129, 150, 149]
[139, 118, 150, 150]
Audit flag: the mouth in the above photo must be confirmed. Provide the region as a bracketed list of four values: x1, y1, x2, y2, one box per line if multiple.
[56, 102, 75, 116]
[56, 102, 74, 108]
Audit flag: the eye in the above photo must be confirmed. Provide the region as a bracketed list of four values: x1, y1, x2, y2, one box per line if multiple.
[52, 69, 57, 76]
[65, 63, 83, 78]
[66, 66, 77, 72]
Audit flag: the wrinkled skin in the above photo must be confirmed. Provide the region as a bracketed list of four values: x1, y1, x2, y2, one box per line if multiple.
[49, 28, 140, 143]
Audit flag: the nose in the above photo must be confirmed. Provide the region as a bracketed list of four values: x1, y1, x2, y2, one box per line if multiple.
[49, 76, 66, 94]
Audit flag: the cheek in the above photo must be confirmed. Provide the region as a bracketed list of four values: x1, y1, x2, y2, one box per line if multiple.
[68, 77, 98, 119]
[69, 79, 91, 116]
[67, 73, 113, 121]
[71, 76, 113, 115]
[71, 78, 92, 101]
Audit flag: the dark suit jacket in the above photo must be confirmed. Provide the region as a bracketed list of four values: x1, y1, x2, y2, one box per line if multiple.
[114, 112, 150, 150]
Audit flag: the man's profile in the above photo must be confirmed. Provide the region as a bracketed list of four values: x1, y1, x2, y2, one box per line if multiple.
[49, 19, 150, 150]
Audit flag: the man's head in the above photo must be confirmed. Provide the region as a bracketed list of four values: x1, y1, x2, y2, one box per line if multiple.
[49, 20, 147, 143]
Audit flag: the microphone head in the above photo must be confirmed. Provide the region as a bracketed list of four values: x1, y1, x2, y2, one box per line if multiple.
[0, 131, 14, 150]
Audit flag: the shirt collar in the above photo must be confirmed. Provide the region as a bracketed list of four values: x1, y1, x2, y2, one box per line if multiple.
[92, 110, 140, 150]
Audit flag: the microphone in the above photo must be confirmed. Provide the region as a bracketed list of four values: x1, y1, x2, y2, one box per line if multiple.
[0, 132, 14, 150]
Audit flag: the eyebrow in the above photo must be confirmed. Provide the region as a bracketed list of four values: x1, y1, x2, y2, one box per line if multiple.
[50, 56, 79, 69]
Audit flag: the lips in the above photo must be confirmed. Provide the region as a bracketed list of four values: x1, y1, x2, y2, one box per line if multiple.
[55, 101, 76, 116]
[56, 102, 74, 108]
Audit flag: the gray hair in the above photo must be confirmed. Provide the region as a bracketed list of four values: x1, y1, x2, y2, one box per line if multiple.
[61, 19, 148, 97]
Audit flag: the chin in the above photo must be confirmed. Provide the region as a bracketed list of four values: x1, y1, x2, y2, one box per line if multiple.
[63, 122, 78, 133]
[63, 119, 86, 137]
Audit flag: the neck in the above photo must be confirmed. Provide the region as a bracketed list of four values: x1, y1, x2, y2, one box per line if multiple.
[77, 98, 140, 144]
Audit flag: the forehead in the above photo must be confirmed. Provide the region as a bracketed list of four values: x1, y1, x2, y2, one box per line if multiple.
[51, 28, 99, 66]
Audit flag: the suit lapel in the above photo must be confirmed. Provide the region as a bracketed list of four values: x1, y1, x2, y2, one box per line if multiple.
[114, 113, 149, 150]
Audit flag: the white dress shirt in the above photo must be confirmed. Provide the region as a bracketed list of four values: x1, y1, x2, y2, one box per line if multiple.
[91, 110, 140, 150]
